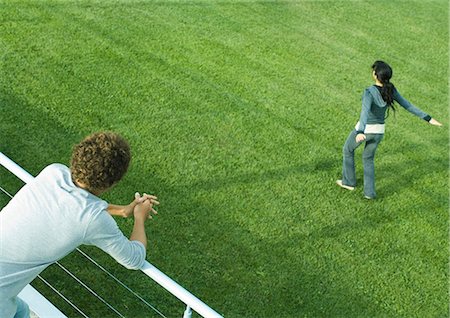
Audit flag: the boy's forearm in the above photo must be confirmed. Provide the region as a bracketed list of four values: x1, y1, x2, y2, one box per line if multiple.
[107, 204, 126, 216]
[107, 194, 158, 218]
[107, 202, 137, 218]
[130, 218, 147, 249]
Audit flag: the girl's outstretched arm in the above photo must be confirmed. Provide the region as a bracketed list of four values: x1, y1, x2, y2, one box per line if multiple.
[393, 90, 443, 127]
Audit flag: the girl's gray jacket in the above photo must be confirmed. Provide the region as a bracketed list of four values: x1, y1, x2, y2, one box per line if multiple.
[355, 85, 430, 134]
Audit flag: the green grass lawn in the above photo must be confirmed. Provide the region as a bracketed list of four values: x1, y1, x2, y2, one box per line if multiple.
[0, 1, 448, 317]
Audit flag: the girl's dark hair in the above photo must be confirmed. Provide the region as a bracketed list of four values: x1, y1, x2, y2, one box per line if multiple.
[372, 61, 395, 108]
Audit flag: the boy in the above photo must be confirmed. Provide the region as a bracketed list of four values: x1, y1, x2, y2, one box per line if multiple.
[0, 132, 158, 318]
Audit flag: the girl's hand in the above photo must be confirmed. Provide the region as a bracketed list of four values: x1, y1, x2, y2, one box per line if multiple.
[429, 118, 442, 127]
[355, 133, 366, 143]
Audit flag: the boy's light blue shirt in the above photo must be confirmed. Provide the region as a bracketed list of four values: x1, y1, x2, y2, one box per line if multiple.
[0, 164, 146, 317]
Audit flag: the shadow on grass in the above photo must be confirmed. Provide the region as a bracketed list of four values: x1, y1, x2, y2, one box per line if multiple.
[131, 133, 447, 316]
[165, 158, 339, 193]
[376, 137, 448, 201]
[129, 161, 400, 317]
[0, 90, 82, 175]
[149, 189, 395, 317]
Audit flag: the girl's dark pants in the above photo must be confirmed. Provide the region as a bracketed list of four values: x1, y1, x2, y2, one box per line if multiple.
[342, 129, 384, 198]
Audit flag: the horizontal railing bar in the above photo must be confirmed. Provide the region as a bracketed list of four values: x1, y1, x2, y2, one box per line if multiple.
[141, 262, 222, 318]
[17, 284, 68, 318]
[0, 152, 34, 183]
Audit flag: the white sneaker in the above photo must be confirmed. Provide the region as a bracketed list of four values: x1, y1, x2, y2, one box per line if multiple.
[336, 180, 355, 191]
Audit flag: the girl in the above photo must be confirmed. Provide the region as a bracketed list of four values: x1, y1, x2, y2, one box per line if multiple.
[336, 60, 442, 199]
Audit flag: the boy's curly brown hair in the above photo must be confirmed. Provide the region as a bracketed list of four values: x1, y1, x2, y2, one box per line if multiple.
[70, 132, 131, 194]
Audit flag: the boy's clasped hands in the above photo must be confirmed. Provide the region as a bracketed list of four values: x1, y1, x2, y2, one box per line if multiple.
[131, 192, 159, 220]
[107, 193, 159, 220]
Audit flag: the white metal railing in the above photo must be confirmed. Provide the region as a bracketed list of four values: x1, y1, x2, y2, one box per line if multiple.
[18, 285, 67, 317]
[0, 152, 223, 318]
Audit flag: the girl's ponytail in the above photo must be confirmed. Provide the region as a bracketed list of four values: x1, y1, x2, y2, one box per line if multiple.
[380, 81, 394, 106]
[372, 61, 395, 112]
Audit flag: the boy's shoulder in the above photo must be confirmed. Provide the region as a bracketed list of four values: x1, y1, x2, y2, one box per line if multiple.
[36, 163, 72, 188]
[45, 162, 68, 171]
[38, 163, 109, 210]
[39, 163, 69, 177]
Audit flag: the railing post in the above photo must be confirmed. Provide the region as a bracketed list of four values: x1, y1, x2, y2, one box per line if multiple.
[183, 305, 192, 318]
